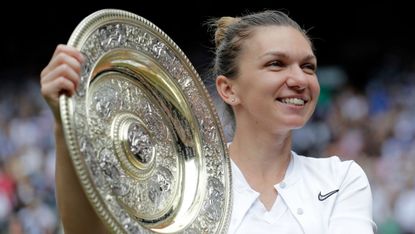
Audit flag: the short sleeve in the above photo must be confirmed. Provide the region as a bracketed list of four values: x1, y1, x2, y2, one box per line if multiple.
[328, 161, 377, 233]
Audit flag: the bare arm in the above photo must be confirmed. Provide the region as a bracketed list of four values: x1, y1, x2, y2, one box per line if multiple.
[55, 123, 107, 233]
[41, 45, 107, 234]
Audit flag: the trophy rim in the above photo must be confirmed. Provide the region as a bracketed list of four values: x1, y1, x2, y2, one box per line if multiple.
[59, 9, 232, 233]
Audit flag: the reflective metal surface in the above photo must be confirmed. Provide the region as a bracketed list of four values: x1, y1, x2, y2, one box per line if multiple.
[59, 9, 231, 234]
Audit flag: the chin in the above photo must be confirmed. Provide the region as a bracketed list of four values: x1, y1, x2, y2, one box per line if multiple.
[285, 120, 307, 130]
[291, 124, 305, 130]
[283, 116, 308, 129]
[287, 113, 312, 128]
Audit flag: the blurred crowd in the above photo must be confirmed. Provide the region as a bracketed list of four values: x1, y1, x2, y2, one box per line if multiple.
[0, 76, 57, 233]
[293, 58, 415, 234]
[1, 56, 415, 233]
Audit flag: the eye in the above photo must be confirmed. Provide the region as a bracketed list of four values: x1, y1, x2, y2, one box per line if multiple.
[301, 63, 316, 74]
[267, 60, 284, 68]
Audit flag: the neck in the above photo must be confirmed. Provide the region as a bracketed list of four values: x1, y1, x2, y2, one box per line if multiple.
[229, 125, 292, 182]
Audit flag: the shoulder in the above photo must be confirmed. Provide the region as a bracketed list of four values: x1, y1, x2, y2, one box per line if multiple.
[292, 152, 375, 232]
[293, 152, 369, 187]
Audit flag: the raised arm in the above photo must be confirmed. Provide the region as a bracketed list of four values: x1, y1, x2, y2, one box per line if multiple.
[40, 44, 107, 234]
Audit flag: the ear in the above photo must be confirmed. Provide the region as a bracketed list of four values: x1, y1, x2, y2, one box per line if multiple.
[216, 75, 238, 105]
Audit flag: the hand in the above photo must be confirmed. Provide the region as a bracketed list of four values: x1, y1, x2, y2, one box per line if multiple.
[40, 44, 84, 122]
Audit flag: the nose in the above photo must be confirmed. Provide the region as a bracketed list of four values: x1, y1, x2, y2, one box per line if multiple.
[286, 65, 308, 90]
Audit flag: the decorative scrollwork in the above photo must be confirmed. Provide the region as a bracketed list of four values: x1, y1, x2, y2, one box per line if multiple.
[60, 9, 231, 233]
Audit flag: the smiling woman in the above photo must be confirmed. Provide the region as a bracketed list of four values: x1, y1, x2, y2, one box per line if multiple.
[217, 25, 319, 132]
[39, 9, 376, 234]
[211, 10, 376, 233]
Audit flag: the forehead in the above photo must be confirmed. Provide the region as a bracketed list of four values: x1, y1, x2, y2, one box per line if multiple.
[241, 25, 314, 59]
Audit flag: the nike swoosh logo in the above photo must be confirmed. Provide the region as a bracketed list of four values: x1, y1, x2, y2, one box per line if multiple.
[318, 189, 339, 201]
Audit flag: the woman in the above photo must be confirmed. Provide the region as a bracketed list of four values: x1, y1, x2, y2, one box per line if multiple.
[40, 10, 375, 233]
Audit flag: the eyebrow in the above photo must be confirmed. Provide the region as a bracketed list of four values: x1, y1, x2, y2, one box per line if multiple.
[260, 51, 316, 62]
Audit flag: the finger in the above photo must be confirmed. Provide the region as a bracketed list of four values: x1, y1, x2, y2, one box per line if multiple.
[41, 44, 84, 78]
[52, 44, 84, 63]
[41, 77, 77, 121]
[41, 51, 83, 80]
[41, 76, 77, 103]
[41, 63, 81, 90]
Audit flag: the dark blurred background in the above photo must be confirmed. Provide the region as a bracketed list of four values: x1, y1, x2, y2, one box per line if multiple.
[2, 3, 415, 88]
[1, 3, 415, 234]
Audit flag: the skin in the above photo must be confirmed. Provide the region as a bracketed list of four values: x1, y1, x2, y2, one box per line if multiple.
[216, 26, 320, 210]
[41, 45, 107, 233]
[40, 25, 319, 232]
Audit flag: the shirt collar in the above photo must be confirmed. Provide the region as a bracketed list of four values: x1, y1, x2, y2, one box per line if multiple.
[230, 150, 302, 192]
[231, 159, 258, 194]
[283, 151, 301, 187]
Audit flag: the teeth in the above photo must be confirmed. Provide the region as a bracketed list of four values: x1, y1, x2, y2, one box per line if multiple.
[280, 98, 305, 105]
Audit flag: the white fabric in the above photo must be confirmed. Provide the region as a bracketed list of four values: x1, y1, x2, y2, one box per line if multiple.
[228, 154, 303, 234]
[228, 151, 376, 234]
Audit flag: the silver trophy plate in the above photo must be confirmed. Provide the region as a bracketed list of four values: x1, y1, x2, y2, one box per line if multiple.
[59, 9, 232, 233]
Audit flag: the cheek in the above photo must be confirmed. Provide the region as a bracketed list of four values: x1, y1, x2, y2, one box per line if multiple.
[238, 84, 268, 110]
[311, 78, 321, 97]
[243, 83, 274, 101]
[236, 72, 283, 100]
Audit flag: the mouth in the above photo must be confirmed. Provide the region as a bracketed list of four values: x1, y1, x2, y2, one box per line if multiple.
[276, 97, 308, 106]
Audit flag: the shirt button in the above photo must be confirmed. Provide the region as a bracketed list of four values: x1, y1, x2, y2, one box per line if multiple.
[279, 182, 286, 189]
[297, 208, 304, 215]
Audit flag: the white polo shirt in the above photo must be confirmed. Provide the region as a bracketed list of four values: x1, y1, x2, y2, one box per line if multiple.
[228, 151, 376, 234]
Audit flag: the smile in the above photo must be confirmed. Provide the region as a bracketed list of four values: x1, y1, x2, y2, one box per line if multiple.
[277, 97, 307, 106]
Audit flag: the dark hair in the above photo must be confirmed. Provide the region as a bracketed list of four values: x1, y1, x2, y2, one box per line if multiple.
[211, 10, 311, 79]
[208, 10, 312, 140]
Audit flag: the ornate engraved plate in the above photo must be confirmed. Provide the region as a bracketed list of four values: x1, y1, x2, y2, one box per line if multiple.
[59, 9, 232, 234]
